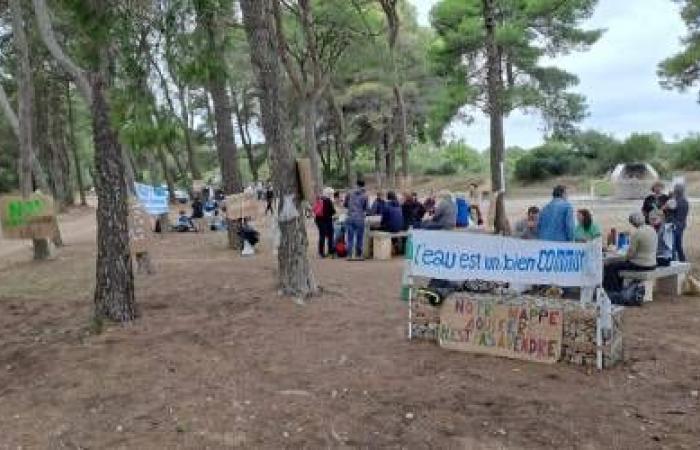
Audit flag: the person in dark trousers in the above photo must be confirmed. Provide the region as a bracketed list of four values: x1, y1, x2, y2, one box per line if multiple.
[314, 187, 336, 258]
[603, 213, 657, 293]
[265, 183, 274, 215]
[642, 181, 669, 224]
[665, 183, 689, 261]
[191, 196, 204, 219]
[344, 179, 369, 260]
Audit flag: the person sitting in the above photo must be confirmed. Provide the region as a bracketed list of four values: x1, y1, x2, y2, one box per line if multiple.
[537, 185, 574, 242]
[455, 195, 471, 228]
[401, 192, 425, 230]
[176, 210, 194, 232]
[603, 212, 657, 293]
[649, 210, 674, 267]
[423, 191, 436, 216]
[574, 209, 602, 242]
[513, 206, 540, 240]
[380, 191, 404, 233]
[370, 191, 386, 216]
[422, 191, 456, 230]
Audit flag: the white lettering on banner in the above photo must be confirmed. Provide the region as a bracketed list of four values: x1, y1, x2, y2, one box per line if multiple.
[408, 230, 602, 287]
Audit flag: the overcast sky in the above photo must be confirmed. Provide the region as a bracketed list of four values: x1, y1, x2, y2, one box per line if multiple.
[410, 0, 699, 150]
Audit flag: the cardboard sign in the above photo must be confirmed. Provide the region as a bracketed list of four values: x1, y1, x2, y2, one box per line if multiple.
[128, 200, 152, 254]
[438, 294, 563, 364]
[296, 158, 315, 202]
[0, 193, 56, 239]
[408, 230, 603, 287]
[225, 193, 258, 220]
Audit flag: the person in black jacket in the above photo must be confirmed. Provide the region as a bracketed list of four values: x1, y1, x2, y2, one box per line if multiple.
[642, 181, 668, 224]
[314, 187, 337, 258]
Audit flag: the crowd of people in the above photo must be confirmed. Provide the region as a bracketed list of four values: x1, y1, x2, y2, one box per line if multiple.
[311, 180, 486, 260]
[509, 182, 690, 295]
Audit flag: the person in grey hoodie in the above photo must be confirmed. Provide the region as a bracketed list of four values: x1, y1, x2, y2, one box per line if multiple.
[343, 179, 369, 259]
[422, 191, 457, 230]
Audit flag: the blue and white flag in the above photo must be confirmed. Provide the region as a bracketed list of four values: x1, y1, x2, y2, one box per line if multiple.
[134, 183, 169, 215]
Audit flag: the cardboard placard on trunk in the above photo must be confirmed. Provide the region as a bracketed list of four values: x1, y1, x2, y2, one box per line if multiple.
[296, 158, 315, 202]
[225, 193, 258, 220]
[0, 193, 56, 240]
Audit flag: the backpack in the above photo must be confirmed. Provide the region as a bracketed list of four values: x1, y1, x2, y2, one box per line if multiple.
[608, 282, 645, 307]
[335, 240, 347, 257]
[313, 197, 325, 218]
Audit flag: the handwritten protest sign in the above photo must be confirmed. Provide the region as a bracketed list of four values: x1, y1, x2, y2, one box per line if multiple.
[225, 193, 258, 220]
[0, 194, 56, 239]
[134, 183, 169, 215]
[408, 230, 602, 287]
[439, 294, 563, 364]
[296, 158, 315, 202]
[128, 200, 152, 254]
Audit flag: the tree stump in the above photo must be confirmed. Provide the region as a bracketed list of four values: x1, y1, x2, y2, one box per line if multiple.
[227, 219, 243, 251]
[32, 237, 55, 260]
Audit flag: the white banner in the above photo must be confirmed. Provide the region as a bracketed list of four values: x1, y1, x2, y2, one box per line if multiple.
[408, 230, 602, 287]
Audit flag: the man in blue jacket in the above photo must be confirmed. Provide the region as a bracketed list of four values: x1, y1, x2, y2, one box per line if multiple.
[380, 191, 404, 233]
[537, 185, 574, 242]
[344, 180, 369, 259]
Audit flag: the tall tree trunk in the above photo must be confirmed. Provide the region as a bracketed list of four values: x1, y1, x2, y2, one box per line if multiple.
[231, 89, 259, 181]
[209, 82, 243, 194]
[10, 0, 34, 197]
[241, 0, 316, 297]
[10, 0, 57, 259]
[67, 81, 87, 206]
[379, 1, 409, 182]
[383, 122, 395, 188]
[158, 146, 176, 203]
[302, 96, 322, 193]
[483, 0, 507, 233]
[47, 83, 72, 210]
[91, 76, 135, 322]
[177, 85, 200, 180]
[165, 141, 186, 178]
[393, 85, 409, 179]
[325, 87, 353, 187]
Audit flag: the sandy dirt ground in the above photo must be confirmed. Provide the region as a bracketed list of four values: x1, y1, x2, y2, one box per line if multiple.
[0, 195, 699, 449]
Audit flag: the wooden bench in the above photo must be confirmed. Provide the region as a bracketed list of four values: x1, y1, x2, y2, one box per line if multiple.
[369, 230, 409, 260]
[620, 262, 691, 302]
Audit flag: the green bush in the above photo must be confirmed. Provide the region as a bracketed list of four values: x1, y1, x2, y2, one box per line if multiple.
[513, 141, 582, 182]
[670, 135, 700, 170]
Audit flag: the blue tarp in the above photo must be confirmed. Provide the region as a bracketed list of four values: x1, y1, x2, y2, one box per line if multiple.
[134, 183, 169, 215]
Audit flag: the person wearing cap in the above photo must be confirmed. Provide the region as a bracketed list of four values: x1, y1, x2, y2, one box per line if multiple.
[314, 187, 336, 258]
[642, 181, 669, 224]
[603, 212, 657, 292]
[537, 185, 575, 242]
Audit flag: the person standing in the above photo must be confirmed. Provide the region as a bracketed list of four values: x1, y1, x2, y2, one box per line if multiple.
[665, 183, 689, 262]
[265, 183, 274, 215]
[313, 187, 336, 258]
[537, 185, 574, 242]
[344, 179, 369, 260]
[642, 181, 669, 224]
